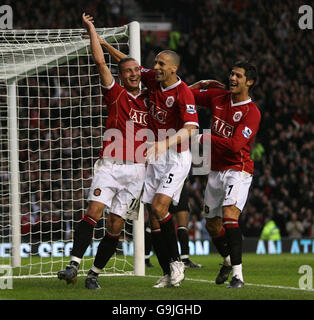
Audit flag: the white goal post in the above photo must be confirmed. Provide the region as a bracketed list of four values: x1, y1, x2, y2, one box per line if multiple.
[0, 21, 145, 278]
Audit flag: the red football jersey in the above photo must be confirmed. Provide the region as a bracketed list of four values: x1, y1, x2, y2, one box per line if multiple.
[192, 88, 261, 174]
[140, 67, 199, 151]
[100, 81, 148, 163]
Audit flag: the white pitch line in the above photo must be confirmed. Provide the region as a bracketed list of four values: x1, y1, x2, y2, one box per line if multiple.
[146, 275, 314, 292]
[182, 276, 314, 292]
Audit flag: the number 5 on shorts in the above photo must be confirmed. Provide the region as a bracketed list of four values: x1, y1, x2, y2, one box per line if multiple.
[166, 173, 174, 184]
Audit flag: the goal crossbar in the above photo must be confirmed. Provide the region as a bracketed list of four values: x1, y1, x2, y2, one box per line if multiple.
[0, 27, 128, 83]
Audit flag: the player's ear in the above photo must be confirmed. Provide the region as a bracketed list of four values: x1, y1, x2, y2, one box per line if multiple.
[171, 64, 178, 74]
[246, 79, 254, 88]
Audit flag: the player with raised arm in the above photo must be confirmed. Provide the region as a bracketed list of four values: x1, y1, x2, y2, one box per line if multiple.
[190, 61, 261, 288]
[57, 14, 148, 290]
[98, 38, 199, 287]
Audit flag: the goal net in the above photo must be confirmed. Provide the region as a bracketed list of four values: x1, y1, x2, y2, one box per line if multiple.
[0, 22, 145, 279]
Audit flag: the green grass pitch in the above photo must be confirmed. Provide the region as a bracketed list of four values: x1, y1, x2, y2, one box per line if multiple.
[0, 253, 313, 300]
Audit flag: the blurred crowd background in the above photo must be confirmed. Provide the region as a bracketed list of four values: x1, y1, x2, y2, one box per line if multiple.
[3, 0, 313, 242]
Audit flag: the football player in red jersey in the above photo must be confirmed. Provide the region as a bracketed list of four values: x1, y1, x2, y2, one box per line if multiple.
[141, 50, 199, 288]
[190, 61, 260, 288]
[98, 39, 199, 288]
[58, 14, 148, 290]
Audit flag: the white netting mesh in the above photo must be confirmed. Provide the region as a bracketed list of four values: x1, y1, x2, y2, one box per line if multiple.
[0, 26, 137, 277]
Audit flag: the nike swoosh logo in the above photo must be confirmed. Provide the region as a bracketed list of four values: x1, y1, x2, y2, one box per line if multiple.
[216, 106, 224, 110]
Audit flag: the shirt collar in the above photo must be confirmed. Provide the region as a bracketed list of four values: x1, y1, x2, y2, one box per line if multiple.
[160, 76, 181, 92]
[231, 97, 252, 107]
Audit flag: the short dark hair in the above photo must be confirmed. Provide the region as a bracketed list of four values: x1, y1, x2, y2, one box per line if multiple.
[118, 57, 137, 73]
[157, 50, 180, 67]
[232, 60, 258, 92]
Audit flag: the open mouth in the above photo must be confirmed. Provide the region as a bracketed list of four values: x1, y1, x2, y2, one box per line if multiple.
[229, 82, 238, 89]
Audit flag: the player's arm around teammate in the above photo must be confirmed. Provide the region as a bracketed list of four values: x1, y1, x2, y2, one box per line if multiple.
[191, 62, 261, 288]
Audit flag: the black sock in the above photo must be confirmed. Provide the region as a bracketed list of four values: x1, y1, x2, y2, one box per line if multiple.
[177, 227, 189, 257]
[145, 228, 152, 257]
[159, 214, 180, 262]
[93, 233, 119, 270]
[225, 227, 242, 265]
[71, 218, 96, 259]
[211, 227, 230, 258]
[151, 230, 170, 275]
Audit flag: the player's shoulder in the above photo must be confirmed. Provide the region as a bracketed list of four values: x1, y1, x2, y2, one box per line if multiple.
[177, 79, 195, 95]
[102, 80, 122, 91]
[248, 100, 261, 117]
[243, 100, 261, 124]
[178, 78, 188, 87]
[101, 81, 125, 100]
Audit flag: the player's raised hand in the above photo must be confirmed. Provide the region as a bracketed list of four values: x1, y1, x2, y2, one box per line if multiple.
[82, 16, 107, 46]
[82, 13, 95, 31]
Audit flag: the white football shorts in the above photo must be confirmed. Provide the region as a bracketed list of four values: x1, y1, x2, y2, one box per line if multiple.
[203, 169, 253, 218]
[87, 158, 146, 220]
[142, 148, 192, 205]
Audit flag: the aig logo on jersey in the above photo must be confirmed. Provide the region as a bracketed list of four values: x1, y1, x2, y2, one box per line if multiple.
[129, 108, 148, 126]
[186, 104, 196, 114]
[242, 126, 253, 139]
[233, 111, 242, 122]
[212, 116, 234, 138]
[166, 96, 175, 108]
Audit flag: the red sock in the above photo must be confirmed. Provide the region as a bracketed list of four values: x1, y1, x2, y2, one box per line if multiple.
[222, 217, 239, 229]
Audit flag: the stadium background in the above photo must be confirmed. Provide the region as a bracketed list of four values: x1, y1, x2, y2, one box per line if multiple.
[5, 0, 313, 244]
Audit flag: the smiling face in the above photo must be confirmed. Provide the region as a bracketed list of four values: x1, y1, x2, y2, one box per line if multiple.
[229, 67, 254, 97]
[118, 59, 141, 93]
[229, 67, 248, 94]
[153, 52, 178, 86]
